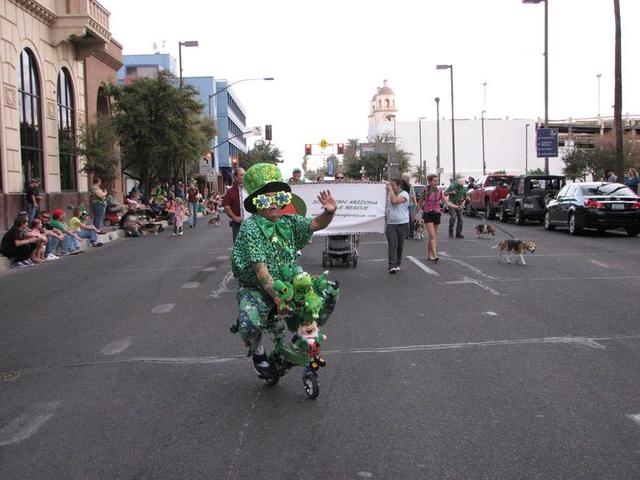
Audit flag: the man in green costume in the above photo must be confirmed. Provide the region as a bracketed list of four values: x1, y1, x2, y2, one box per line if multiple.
[231, 163, 337, 377]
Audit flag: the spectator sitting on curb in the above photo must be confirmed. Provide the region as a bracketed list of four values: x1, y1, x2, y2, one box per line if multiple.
[49, 209, 82, 255]
[29, 218, 56, 262]
[37, 211, 63, 259]
[69, 207, 103, 247]
[0, 214, 40, 267]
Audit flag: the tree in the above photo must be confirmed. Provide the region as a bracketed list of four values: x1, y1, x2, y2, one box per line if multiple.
[343, 134, 411, 181]
[114, 72, 216, 193]
[78, 115, 120, 186]
[562, 131, 639, 180]
[527, 168, 545, 175]
[238, 142, 282, 169]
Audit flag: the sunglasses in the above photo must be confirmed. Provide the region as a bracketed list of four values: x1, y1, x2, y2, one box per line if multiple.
[252, 191, 292, 209]
[336, 176, 344, 179]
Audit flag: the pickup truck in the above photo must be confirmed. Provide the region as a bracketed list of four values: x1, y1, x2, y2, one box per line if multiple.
[465, 174, 514, 219]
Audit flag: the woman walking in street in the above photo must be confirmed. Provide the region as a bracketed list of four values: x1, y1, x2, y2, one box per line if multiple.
[415, 174, 462, 262]
[386, 178, 410, 273]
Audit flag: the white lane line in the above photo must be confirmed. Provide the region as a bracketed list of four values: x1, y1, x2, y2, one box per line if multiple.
[202, 266, 217, 272]
[407, 256, 439, 276]
[182, 282, 200, 289]
[438, 252, 496, 279]
[627, 414, 640, 427]
[446, 276, 500, 296]
[484, 311, 498, 316]
[100, 337, 133, 356]
[490, 275, 640, 283]
[151, 303, 175, 314]
[0, 402, 60, 447]
[590, 259, 610, 269]
[216, 255, 229, 260]
[208, 271, 234, 298]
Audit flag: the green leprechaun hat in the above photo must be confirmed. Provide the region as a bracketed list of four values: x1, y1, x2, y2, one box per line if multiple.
[243, 163, 307, 215]
[243, 163, 291, 214]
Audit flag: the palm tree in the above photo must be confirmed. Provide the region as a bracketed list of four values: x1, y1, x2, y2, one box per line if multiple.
[614, 0, 623, 181]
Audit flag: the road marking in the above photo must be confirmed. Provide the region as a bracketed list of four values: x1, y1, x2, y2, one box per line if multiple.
[216, 255, 229, 260]
[590, 259, 610, 269]
[100, 338, 133, 355]
[208, 271, 234, 298]
[439, 252, 496, 279]
[151, 303, 175, 314]
[55, 334, 634, 369]
[407, 256, 439, 276]
[627, 414, 640, 427]
[490, 275, 640, 283]
[446, 276, 500, 296]
[202, 266, 217, 272]
[181, 282, 200, 289]
[484, 311, 498, 316]
[357, 472, 373, 478]
[0, 402, 60, 447]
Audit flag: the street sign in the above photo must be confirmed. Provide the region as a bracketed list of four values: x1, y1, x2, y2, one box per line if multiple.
[536, 128, 559, 158]
[199, 157, 213, 176]
[319, 139, 329, 150]
[436, 167, 444, 175]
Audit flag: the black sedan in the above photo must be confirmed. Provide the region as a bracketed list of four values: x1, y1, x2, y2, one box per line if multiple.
[544, 182, 640, 236]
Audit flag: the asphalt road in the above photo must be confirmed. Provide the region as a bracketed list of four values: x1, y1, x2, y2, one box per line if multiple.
[1, 215, 640, 480]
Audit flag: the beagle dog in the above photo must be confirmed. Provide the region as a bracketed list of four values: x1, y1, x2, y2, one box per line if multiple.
[492, 239, 536, 265]
[414, 220, 425, 240]
[474, 223, 496, 239]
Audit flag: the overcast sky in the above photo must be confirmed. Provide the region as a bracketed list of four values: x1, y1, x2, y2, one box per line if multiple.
[101, 0, 640, 175]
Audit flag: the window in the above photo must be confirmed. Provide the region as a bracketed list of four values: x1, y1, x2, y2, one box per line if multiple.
[125, 66, 137, 76]
[57, 68, 76, 191]
[18, 49, 43, 188]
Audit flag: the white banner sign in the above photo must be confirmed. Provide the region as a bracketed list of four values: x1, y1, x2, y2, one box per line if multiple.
[240, 182, 387, 235]
[292, 183, 387, 236]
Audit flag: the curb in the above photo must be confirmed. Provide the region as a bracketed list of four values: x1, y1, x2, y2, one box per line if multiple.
[1, 219, 172, 274]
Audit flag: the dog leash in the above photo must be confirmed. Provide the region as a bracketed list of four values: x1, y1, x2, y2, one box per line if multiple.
[465, 200, 519, 240]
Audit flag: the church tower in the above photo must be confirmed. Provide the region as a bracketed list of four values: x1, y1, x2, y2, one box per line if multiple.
[368, 80, 398, 140]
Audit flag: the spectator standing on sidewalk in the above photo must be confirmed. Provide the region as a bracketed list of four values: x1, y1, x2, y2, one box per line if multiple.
[25, 178, 41, 226]
[386, 178, 410, 274]
[186, 182, 200, 228]
[175, 181, 185, 200]
[223, 168, 245, 242]
[89, 177, 108, 233]
[289, 167, 303, 185]
[444, 178, 467, 239]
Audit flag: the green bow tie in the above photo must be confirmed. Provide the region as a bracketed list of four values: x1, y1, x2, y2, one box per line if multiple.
[255, 215, 292, 243]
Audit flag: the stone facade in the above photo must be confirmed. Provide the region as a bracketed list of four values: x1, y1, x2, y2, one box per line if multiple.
[0, 0, 121, 230]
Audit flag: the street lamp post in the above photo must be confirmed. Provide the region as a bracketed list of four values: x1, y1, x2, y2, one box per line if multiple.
[523, 0, 549, 174]
[481, 110, 486, 175]
[435, 97, 441, 174]
[437, 64, 456, 179]
[178, 40, 198, 90]
[418, 116, 426, 183]
[525, 123, 531, 173]
[178, 40, 199, 183]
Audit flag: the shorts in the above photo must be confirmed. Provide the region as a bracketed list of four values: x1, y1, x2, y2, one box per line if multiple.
[422, 211, 441, 225]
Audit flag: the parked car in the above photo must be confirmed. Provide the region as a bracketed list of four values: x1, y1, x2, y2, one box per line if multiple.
[498, 175, 566, 225]
[544, 182, 640, 236]
[465, 174, 514, 219]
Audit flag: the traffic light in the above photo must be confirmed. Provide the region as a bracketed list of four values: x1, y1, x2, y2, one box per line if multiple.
[337, 143, 345, 155]
[305, 144, 312, 155]
[265, 124, 272, 141]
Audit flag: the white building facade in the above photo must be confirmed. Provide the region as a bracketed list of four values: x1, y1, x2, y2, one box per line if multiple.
[368, 81, 564, 183]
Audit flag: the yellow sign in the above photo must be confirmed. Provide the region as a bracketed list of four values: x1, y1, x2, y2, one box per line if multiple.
[319, 139, 329, 150]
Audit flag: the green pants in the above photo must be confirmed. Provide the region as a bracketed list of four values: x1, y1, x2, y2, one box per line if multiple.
[236, 286, 337, 352]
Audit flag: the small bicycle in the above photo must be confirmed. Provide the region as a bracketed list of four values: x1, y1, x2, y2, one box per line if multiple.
[261, 308, 321, 399]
